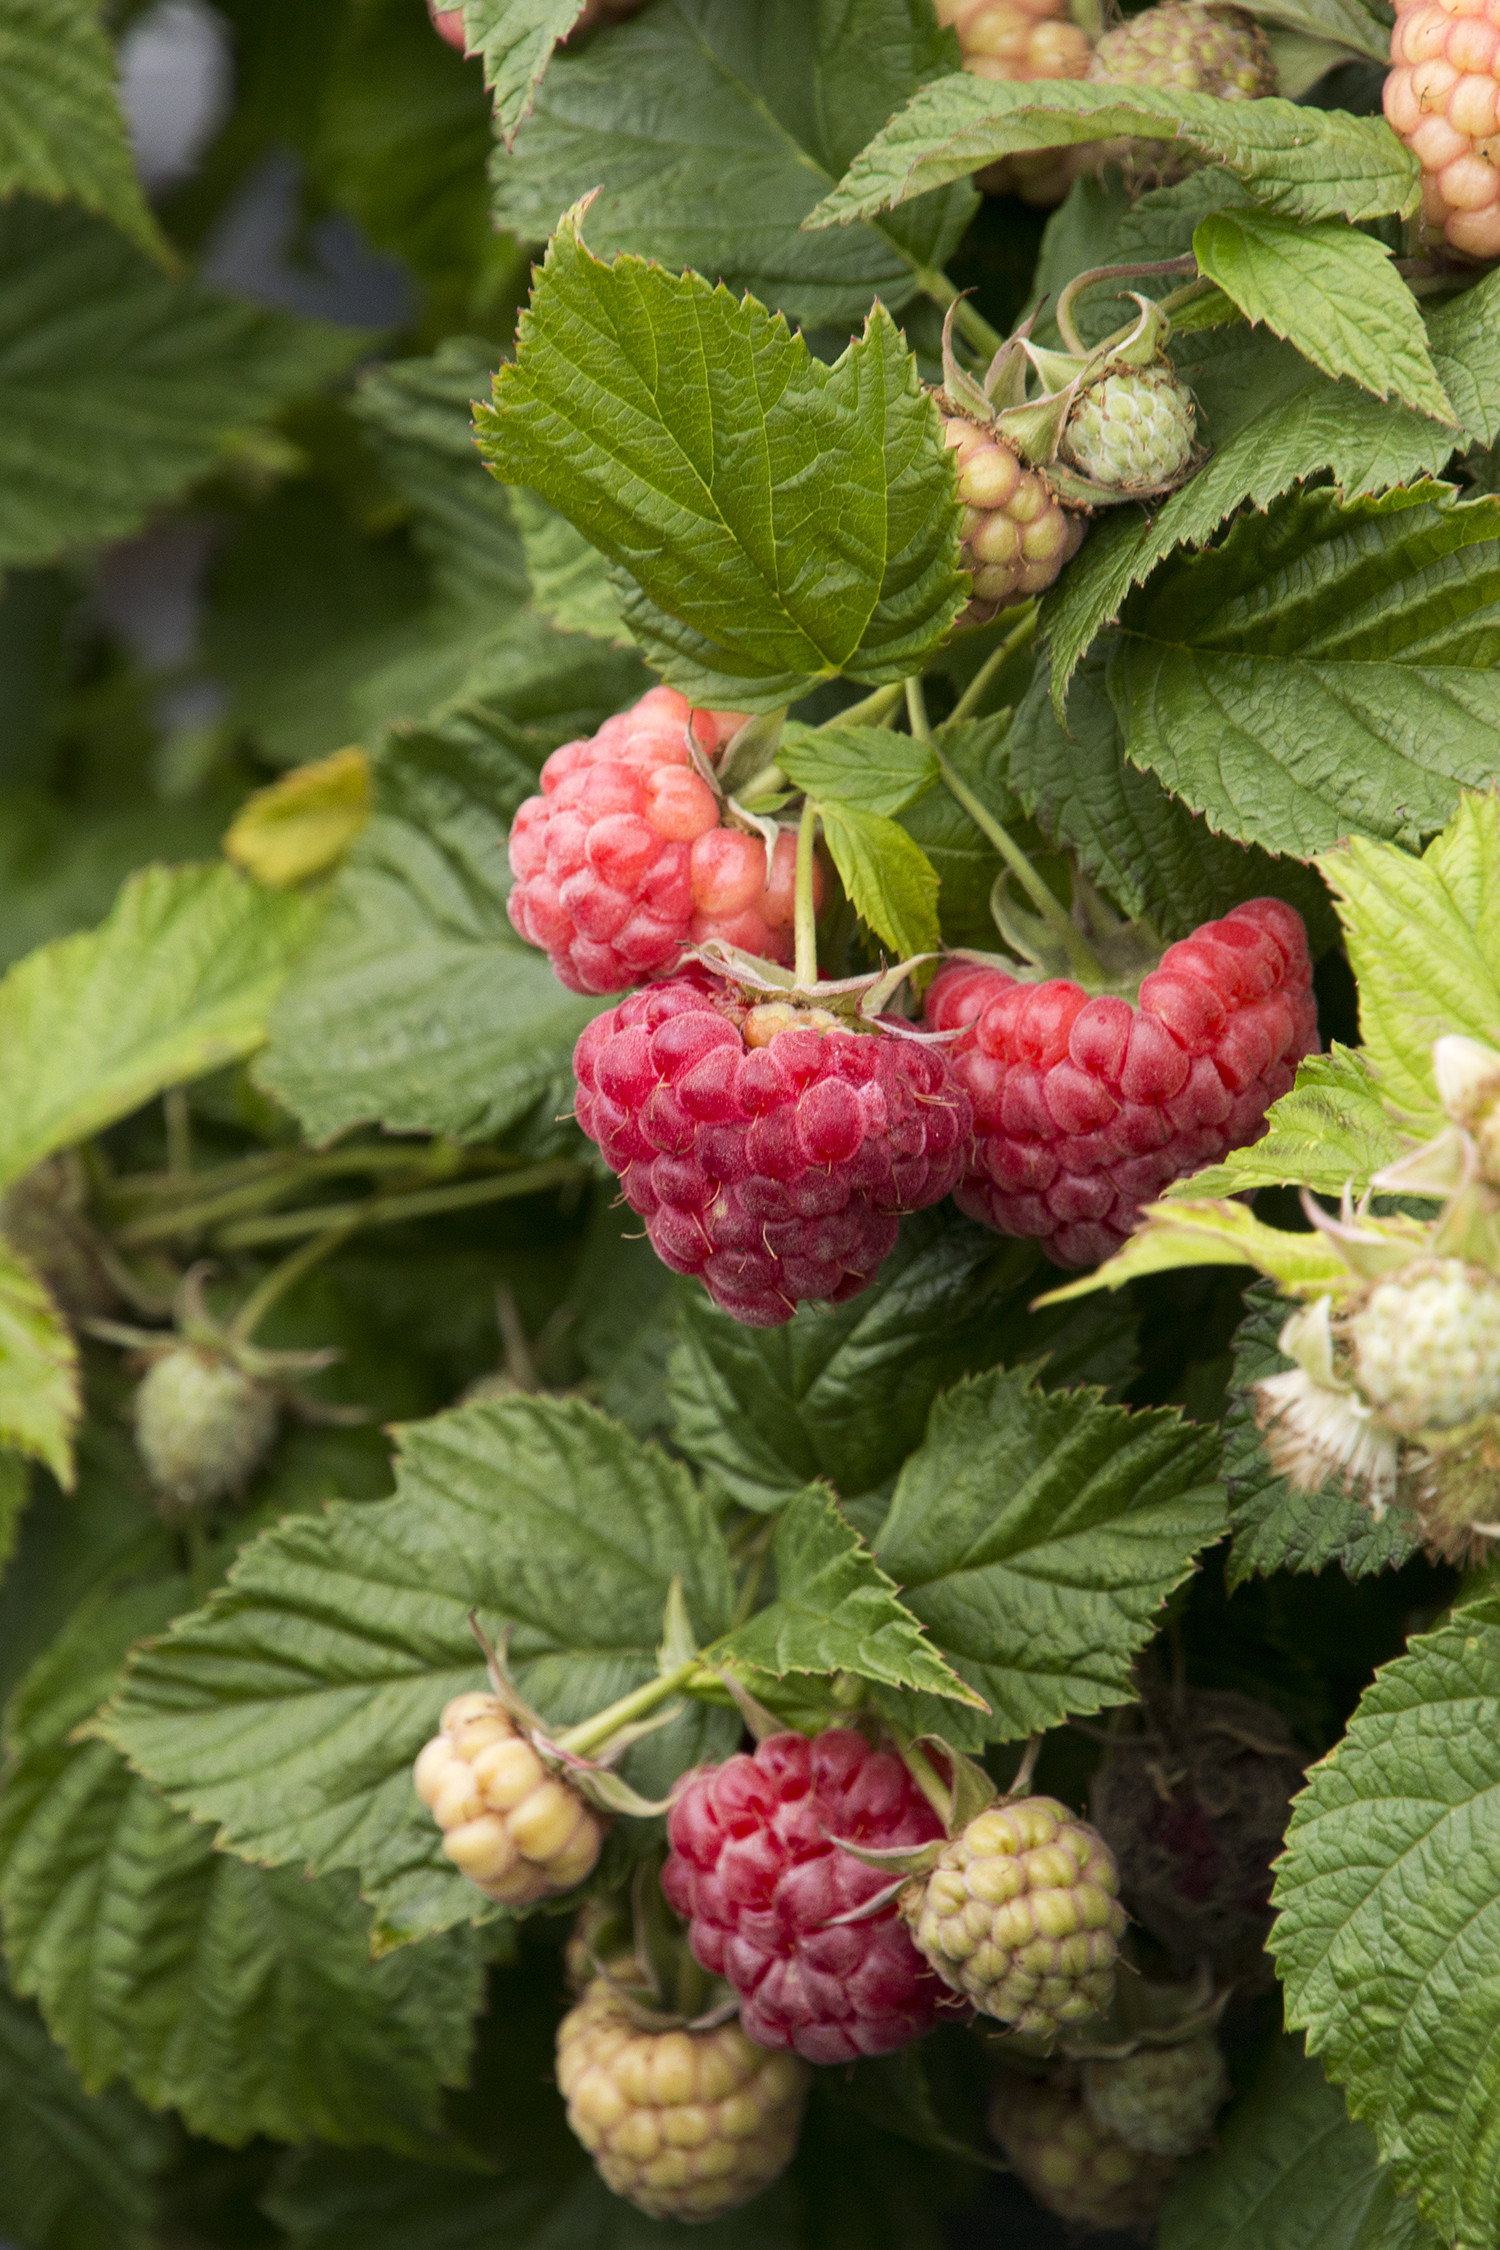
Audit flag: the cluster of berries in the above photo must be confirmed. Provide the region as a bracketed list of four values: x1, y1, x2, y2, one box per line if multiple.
[1385, 0, 1500, 257]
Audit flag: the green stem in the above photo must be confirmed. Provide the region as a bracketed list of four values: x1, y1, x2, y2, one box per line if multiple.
[1005, 1734, 1043, 1797]
[213, 1162, 589, 1251]
[820, 681, 907, 731]
[1055, 256, 1197, 357]
[911, 264, 1007, 363]
[164, 1088, 193, 1179]
[110, 1142, 480, 1239]
[931, 738, 1106, 985]
[793, 796, 821, 987]
[904, 674, 935, 747]
[555, 1659, 702, 1758]
[227, 1212, 365, 1345]
[948, 608, 1039, 726]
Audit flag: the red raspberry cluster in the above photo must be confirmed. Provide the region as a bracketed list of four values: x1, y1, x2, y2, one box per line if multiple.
[508, 685, 808, 995]
[573, 976, 972, 1326]
[923, 897, 1317, 1269]
[662, 1730, 950, 2064]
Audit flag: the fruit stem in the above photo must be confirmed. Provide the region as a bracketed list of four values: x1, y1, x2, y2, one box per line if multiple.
[1054, 256, 1197, 356]
[227, 1210, 366, 1345]
[793, 795, 821, 987]
[212, 1162, 588, 1251]
[947, 608, 1038, 726]
[911, 265, 1007, 363]
[822, 681, 906, 730]
[554, 1658, 702, 1759]
[1005, 1733, 1043, 1796]
[892, 1728, 955, 1826]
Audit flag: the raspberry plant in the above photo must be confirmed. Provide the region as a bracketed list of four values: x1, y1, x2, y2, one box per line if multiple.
[3, 0, 1500, 2245]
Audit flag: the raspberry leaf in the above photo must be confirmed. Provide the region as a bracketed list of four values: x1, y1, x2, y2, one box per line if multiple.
[1107, 484, 1500, 858]
[817, 802, 941, 959]
[809, 78, 1419, 231]
[715, 1482, 984, 1707]
[458, 0, 588, 146]
[1158, 2034, 1434, 2250]
[0, 0, 170, 263]
[1271, 1595, 1500, 2247]
[778, 725, 939, 818]
[99, 1396, 738, 1942]
[0, 1244, 78, 1488]
[473, 209, 967, 708]
[507, 487, 632, 647]
[1221, 1282, 1419, 1587]
[1191, 211, 1456, 427]
[1038, 1200, 1351, 1304]
[0, 864, 321, 1195]
[1318, 793, 1500, 1135]
[1164, 1048, 1403, 1202]
[1428, 266, 1500, 446]
[489, 0, 976, 328]
[0, 1577, 484, 2152]
[872, 1369, 1224, 1740]
[0, 1977, 170, 2250]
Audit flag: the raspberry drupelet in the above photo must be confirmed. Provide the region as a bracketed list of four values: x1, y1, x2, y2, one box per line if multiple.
[508, 685, 815, 995]
[572, 973, 973, 1326]
[924, 897, 1317, 1269]
[1385, 0, 1500, 258]
[662, 1730, 952, 2065]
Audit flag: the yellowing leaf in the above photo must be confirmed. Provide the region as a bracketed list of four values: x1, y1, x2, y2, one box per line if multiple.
[1035, 1199, 1351, 1304]
[0, 1241, 79, 1488]
[224, 748, 373, 889]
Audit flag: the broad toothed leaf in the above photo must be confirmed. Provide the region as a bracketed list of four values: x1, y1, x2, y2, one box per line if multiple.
[459, 0, 589, 145]
[0, 0, 168, 261]
[0, 1244, 78, 1489]
[1166, 1048, 1403, 1202]
[818, 801, 941, 959]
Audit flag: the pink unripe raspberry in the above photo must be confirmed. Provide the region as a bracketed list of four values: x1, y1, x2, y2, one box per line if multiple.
[413, 1691, 606, 1905]
[924, 896, 1318, 1269]
[941, 414, 1087, 624]
[1386, 0, 1500, 256]
[508, 685, 816, 995]
[662, 1730, 952, 2065]
[936, 0, 1094, 80]
[573, 972, 973, 1325]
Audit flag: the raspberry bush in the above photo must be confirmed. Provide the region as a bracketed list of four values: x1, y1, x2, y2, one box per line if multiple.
[3, 0, 1500, 2246]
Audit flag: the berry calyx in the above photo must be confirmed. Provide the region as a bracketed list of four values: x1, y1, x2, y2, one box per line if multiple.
[507, 685, 816, 996]
[1385, 0, 1500, 259]
[903, 1796, 1126, 2037]
[924, 896, 1318, 1269]
[133, 1345, 279, 1511]
[557, 1978, 809, 2222]
[989, 2072, 1176, 2231]
[661, 1729, 951, 2064]
[1082, 2032, 1230, 2156]
[572, 964, 972, 1326]
[414, 1690, 607, 1904]
[1060, 362, 1199, 496]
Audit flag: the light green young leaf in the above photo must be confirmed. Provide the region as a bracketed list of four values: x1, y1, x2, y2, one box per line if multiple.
[0, 1577, 483, 2151]
[0, 1978, 170, 2250]
[809, 76, 1419, 230]
[717, 1483, 982, 1706]
[460, 0, 585, 145]
[1319, 792, 1500, 1133]
[473, 207, 967, 711]
[0, 864, 320, 1193]
[507, 486, 633, 646]
[779, 724, 938, 818]
[873, 1370, 1224, 1739]
[0, 201, 363, 570]
[1222, 1282, 1418, 1587]
[1107, 484, 1500, 858]
[818, 801, 941, 958]
[1192, 209, 1455, 425]
[1272, 1592, 1500, 2248]
[0, 1243, 78, 1488]
[1166, 1048, 1404, 1201]
[0, 0, 168, 261]
[1159, 2035, 1437, 2250]
[490, 0, 976, 329]
[1038, 1199, 1351, 1304]
[100, 1396, 737, 1941]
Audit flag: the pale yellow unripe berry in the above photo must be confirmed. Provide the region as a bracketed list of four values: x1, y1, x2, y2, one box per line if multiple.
[413, 1692, 606, 1906]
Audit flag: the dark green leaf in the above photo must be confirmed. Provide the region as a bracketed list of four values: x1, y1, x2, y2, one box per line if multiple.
[0, 0, 168, 260]
[818, 801, 941, 957]
[0, 1978, 170, 2250]
[461, 0, 591, 147]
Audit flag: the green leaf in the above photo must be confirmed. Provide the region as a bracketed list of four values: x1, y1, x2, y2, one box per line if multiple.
[1271, 1592, 1500, 2248]
[1107, 484, 1500, 858]
[0, 1575, 484, 2151]
[1159, 2035, 1437, 2250]
[809, 76, 1419, 230]
[1167, 1047, 1404, 1202]
[0, 0, 169, 261]
[0, 1242, 78, 1487]
[1428, 266, 1500, 447]
[717, 1483, 983, 1707]
[1318, 792, 1500, 1134]
[508, 485, 633, 646]
[460, 0, 587, 147]
[1192, 210, 1455, 425]
[665, 1210, 1135, 1513]
[1221, 1282, 1418, 1587]
[489, 0, 976, 328]
[818, 801, 941, 958]
[1038, 1198, 1351, 1303]
[0, 1978, 170, 2250]
[0, 201, 363, 569]
[472, 208, 967, 711]
[779, 724, 938, 818]
[1007, 655, 1337, 949]
[872, 1370, 1224, 1740]
[0, 864, 320, 1194]
[0, 1450, 28, 1583]
[100, 1396, 737, 1941]
[1235, 0, 1393, 61]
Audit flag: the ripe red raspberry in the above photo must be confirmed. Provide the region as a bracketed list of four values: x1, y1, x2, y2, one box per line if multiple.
[1385, 0, 1500, 258]
[923, 897, 1317, 1269]
[572, 974, 972, 1326]
[507, 685, 815, 996]
[662, 1730, 951, 2065]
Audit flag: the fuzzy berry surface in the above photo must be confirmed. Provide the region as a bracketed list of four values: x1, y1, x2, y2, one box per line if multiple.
[940, 412, 1087, 625]
[1090, 0, 1273, 94]
[556, 1979, 809, 2223]
[413, 1692, 605, 1906]
[507, 685, 814, 996]
[1350, 1258, 1500, 1432]
[134, 1347, 279, 1509]
[924, 896, 1317, 1269]
[1386, 0, 1500, 257]
[662, 1730, 951, 2065]
[938, 0, 1094, 79]
[1082, 2033, 1230, 2157]
[989, 2073, 1176, 2232]
[572, 975, 972, 1326]
[1061, 365, 1198, 495]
